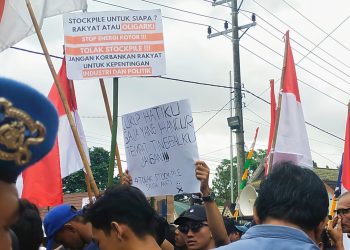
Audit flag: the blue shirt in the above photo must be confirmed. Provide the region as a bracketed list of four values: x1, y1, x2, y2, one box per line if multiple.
[215, 224, 320, 250]
[85, 242, 99, 250]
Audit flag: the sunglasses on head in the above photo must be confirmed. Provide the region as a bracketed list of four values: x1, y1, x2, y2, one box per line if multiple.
[336, 207, 350, 215]
[178, 222, 208, 234]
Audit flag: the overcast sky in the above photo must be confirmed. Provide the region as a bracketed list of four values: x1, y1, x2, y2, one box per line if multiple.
[1, 0, 350, 178]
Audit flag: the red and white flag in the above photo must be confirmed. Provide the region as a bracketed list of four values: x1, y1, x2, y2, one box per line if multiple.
[341, 104, 350, 193]
[265, 79, 276, 175]
[18, 58, 89, 207]
[0, 0, 87, 52]
[271, 31, 312, 168]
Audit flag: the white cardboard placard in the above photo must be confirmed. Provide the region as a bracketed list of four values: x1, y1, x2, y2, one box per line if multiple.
[63, 9, 165, 79]
[122, 100, 200, 197]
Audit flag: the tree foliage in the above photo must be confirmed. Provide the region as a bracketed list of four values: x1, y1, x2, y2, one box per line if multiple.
[62, 147, 120, 194]
[211, 149, 267, 206]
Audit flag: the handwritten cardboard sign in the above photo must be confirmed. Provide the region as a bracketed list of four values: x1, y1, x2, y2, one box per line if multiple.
[122, 100, 200, 197]
[63, 9, 166, 79]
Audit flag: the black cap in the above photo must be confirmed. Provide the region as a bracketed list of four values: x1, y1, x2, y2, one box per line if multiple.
[174, 205, 207, 225]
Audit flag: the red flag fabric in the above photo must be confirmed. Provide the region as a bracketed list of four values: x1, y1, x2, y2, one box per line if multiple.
[0, 0, 5, 22]
[19, 58, 89, 207]
[342, 104, 350, 192]
[271, 31, 312, 169]
[265, 79, 276, 175]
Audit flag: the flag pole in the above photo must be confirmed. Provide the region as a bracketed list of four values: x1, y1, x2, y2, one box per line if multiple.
[25, 0, 100, 197]
[68, 79, 94, 202]
[107, 77, 119, 187]
[99, 78, 123, 180]
[267, 31, 289, 175]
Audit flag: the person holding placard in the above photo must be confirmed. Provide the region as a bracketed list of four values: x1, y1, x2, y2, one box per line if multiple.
[173, 161, 230, 250]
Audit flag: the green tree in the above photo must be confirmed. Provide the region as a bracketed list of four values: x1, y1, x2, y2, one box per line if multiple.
[62, 147, 120, 193]
[211, 149, 267, 206]
[212, 159, 237, 206]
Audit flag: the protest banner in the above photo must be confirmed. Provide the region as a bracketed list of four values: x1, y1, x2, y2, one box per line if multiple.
[63, 9, 166, 79]
[122, 100, 200, 197]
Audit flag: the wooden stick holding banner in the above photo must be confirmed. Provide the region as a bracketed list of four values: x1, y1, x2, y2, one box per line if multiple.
[99, 78, 123, 180]
[107, 77, 119, 187]
[25, 0, 100, 197]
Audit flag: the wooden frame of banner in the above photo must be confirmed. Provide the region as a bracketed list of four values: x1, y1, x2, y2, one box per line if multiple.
[26, 0, 100, 199]
[267, 32, 289, 175]
[99, 78, 124, 183]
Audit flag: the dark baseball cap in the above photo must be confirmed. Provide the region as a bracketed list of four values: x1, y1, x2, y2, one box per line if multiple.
[223, 217, 248, 234]
[174, 205, 207, 225]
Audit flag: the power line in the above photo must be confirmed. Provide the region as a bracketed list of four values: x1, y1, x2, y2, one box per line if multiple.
[157, 76, 232, 89]
[282, 0, 350, 54]
[243, 88, 345, 142]
[311, 150, 339, 166]
[239, 44, 348, 106]
[244, 107, 270, 125]
[296, 15, 350, 65]
[10, 41, 347, 107]
[245, 32, 350, 95]
[241, 12, 350, 84]
[250, 0, 350, 71]
[195, 98, 234, 132]
[4, 2, 345, 143]
[92, 0, 209, 27]
[253, 12, 350, 80]
[11, 46, 63, 59]
[140, 0, 230, 23]
[11, 0, 349, 105]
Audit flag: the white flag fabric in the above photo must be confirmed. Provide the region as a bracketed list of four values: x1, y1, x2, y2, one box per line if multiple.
[0, 0, 87, 52]
[272, 31, 312, 168]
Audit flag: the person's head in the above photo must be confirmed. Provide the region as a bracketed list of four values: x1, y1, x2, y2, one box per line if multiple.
[0, 77, 59, 250]
[85, 185, 158, 250]
[255, 162, 328, 238]
[336, 192, 350, 233]
[223, 217, 247, 242]
[11, 199, 43, 250]
[44, 204, 92, 250]
[174, 205, 214, 250]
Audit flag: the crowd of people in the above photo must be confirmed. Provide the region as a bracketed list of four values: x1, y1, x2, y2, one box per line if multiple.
[0, 76, 349, 250]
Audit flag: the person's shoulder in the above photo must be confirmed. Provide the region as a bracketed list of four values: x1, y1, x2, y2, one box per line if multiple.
[214, 241, 247, 250]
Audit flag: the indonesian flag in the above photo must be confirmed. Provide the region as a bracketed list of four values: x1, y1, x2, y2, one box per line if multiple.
[341, 104, 350, 193]
[340, 105, 350, 250]
[265, 79, 276, 175]
[18, 58, 89, 207]
[0, 0, 87, 52]
[271, 31, 312, 168]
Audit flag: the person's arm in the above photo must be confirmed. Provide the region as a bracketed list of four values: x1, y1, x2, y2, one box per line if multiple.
[327, 217, 344, 250]
[160, 239, 174, 250]
[122, 169, 132, 186]
[195, 160, 230, 247]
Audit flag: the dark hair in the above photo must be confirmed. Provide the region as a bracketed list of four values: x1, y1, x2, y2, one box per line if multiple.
[11, 199, 43, 250]
[255, 162, 328, 231]
[153, 215, 170, 246]
[85, 185, 157, 238]
[223, 217, 243, 236]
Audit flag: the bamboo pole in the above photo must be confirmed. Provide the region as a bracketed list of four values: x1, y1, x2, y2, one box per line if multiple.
[267, 32, 289, 175]
[26, 0, 99, 197]
[107, 78, 119, 187]
[99, 78, 123, 180]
